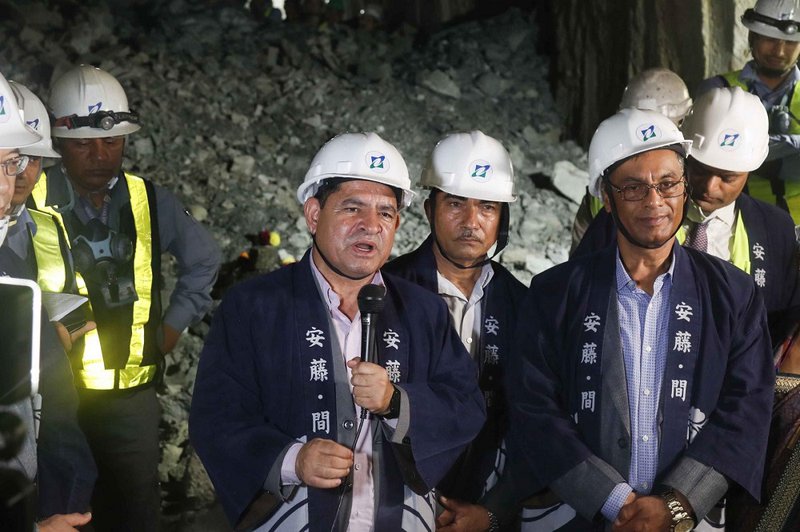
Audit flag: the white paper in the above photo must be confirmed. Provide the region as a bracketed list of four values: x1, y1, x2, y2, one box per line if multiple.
[42, 292, 88, 322]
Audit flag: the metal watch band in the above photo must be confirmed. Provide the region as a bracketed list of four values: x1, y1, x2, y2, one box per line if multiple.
[486, 509, 500, 532]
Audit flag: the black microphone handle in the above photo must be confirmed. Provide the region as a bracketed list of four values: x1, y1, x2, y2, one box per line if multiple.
[361, 312, 378, 365]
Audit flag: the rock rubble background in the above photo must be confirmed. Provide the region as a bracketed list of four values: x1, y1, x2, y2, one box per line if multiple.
[1, 0, 588, 524]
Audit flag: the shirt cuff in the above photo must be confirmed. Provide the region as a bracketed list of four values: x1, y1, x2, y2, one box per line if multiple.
[280, 442, 304, 486]
[162, 305, 194, 333]
[600, 483, 633, 522]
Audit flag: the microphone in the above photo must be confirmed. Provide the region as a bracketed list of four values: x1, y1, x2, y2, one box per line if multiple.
[357, 284, 386, 365]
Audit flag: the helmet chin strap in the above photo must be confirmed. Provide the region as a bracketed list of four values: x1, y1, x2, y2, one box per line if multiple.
[429, 201, 510, 270]
[604, 179, 688, 250]
[311, 234, 373, 281]
[0, 216, 9, 247]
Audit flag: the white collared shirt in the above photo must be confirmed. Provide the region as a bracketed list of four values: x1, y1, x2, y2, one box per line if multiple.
[685, 201, 737, 261]
[436, 263, 494, 358]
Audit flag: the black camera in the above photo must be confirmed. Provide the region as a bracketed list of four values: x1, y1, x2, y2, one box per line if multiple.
[71, 219, 138, 308]
[770, 105, 793, 135]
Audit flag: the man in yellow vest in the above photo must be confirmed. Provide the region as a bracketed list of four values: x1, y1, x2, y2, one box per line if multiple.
[0, 72, 96, 532]
[697, 0, 800, 224]
[6, 81, 96, 350]
[35, 65, 221, 531]
[682, 87, 800, 341]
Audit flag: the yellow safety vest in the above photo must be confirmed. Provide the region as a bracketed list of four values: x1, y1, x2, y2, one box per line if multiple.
[722, 70, 800, 223]
[589, 195, 604, 218]
[28, 207, 105, 383]
[32, 172, 159, 390]
[678, 212, 751, 274]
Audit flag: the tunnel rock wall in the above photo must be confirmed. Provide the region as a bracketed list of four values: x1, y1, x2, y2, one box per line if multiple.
[551, 0, 751, 148]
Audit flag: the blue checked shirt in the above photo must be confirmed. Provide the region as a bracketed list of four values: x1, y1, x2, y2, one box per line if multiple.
[600, 252, 674, 522]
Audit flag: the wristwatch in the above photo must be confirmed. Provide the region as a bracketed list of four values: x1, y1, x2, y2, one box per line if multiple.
[486, 509, 500, 532]
[661, 490, 696, 532]
[379, 385, 401, 420]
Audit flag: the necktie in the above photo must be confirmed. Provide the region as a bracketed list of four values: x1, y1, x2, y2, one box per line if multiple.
[685, 221, 709, 252]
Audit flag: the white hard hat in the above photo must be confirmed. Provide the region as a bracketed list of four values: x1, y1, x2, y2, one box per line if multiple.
[588, 108, 692, 198]
[619, 68, 693, 125]
[681, 87, 769, 173]
[742, 0, 800, 42]
[0, 72, 41, 149]
[420, 130, 516, 203]
[297, 132, 414, 209]
[50, 65, 141, 139]
[9, 81, 60, 161]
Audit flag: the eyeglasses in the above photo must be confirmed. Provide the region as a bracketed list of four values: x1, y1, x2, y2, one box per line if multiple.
[0, 155, 30, 178]
[608, 179, 687, 201]
[743, 8, 800, 36]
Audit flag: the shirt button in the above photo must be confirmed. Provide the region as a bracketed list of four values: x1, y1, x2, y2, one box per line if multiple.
[641, 482, 649, 490]
[467, 338, 473, 343]
[645, 345, 652, 353]
[642, 435, 649, 442]
[342, 420, 354, 430]
[354, 464, 361, 471]
[643, 389, 651, 396]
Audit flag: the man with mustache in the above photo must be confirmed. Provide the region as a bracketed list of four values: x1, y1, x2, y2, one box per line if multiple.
[385, 131, 525, 531]
[190, 132, 485, 531]
[697, 0, 800, 224]
[507, 108, 774, 531]
[33, 65, 221, 531]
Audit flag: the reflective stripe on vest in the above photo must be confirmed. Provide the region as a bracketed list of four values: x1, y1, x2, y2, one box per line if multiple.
[28, 209, 69, 293]
[721, 70, 800, 223]
[721, 69, 800, 134]
[76, 173, 157, 390]
[29, 207, 106, 380]
[677, 212, 751, 273]
[30, 170, 69, 232]
[31, 170, 48, 211]
[589, 195, 604, 218]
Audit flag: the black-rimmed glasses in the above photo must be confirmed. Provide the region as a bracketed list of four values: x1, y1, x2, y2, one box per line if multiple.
[608, 180, 687, 201]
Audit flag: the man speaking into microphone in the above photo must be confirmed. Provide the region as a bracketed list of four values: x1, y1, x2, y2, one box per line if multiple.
[190, 132, 486, 531]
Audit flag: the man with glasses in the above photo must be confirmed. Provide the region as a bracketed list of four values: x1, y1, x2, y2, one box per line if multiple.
[697, 0, 800, 224]
[576, 88, 799, 342]
[33, 65, 221, 531]
[5, 81, 97, 352]
[506, 108, 774, 531]
[0, 71, 96, 532]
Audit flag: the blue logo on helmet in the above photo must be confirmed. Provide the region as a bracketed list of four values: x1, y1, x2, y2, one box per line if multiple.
[640, 125, 657, 141]
[370, 155, 386, 169]
[720, 133, 739, 147]
[471, 164, 491, 178]
[0, 95, 5, 116]
[718, 129, 741, 151]
[469, 159, 493, 182]
[88, 102, 102, 114]
[27, 118, 40, 130]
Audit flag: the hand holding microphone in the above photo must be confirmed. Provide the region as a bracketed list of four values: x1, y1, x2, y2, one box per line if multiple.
[347, 357, 394, 415]
[347, 284, 392, 416]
